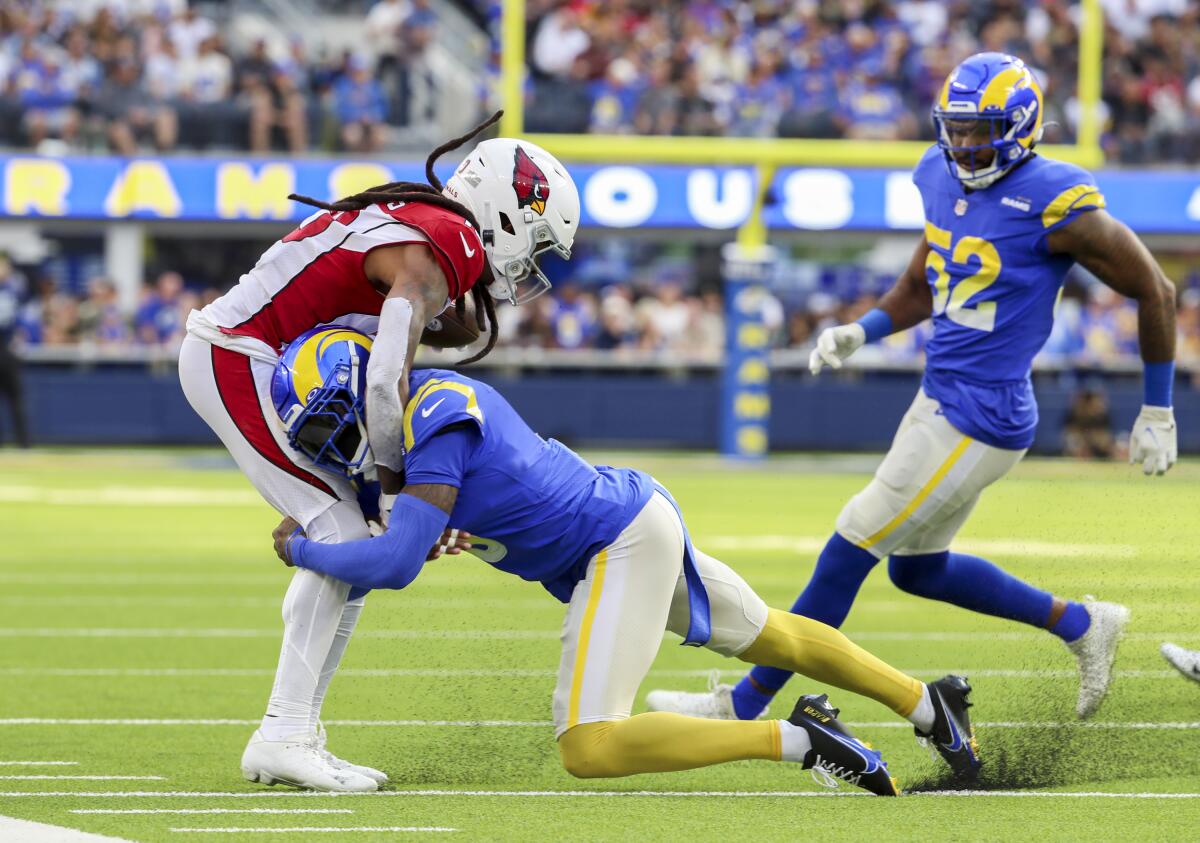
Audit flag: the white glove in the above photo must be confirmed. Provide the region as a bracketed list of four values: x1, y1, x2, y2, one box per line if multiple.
[378, 492, 398, 528]
[809, 323, 866, 376]
[1129, 405, 1177, 476]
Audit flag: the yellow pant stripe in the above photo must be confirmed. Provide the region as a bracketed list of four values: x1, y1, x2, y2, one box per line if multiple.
[567, 550, 608, 729]
[858, 435, 973, 550]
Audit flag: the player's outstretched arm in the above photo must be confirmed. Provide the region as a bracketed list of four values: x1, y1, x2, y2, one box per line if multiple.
[362, 244, 456, 506]
[810, 236, 932, 375]
[1048, 209, 1178, 475]
[276, 483, 460, 590]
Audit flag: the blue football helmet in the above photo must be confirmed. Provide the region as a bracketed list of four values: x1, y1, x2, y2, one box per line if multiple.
[932, 52, 1043, 189]
[271, 326, 373, 474]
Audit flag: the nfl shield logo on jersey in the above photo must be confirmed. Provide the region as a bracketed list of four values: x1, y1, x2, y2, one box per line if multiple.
[954, 198, 969, 216]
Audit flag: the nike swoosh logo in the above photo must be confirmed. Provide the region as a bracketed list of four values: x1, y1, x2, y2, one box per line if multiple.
[459, 231, 476, 258]
[421, 397, 447, 418]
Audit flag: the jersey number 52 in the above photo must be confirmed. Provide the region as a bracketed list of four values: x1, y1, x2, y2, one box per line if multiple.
[924, 223, 1000, 333]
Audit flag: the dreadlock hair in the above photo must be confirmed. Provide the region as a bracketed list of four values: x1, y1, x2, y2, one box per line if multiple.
[287, 110, 504, 366]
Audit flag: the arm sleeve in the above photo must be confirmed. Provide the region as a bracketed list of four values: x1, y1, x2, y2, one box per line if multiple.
[364, 296, 414, 473]
[404, 423, 480, 487]
[290, 493, 449, 590]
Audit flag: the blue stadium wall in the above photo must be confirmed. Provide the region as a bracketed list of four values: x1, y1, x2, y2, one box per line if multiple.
[13, 364, 1197, 454]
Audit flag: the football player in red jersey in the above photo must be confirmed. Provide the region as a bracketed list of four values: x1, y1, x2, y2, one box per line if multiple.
[178, 113, 581, 791]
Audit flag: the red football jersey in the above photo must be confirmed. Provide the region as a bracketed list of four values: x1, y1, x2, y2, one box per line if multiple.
[201, 201, 485, 351]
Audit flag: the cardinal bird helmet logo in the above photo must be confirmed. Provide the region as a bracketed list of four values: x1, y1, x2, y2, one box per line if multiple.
[512, 146, 549, 215]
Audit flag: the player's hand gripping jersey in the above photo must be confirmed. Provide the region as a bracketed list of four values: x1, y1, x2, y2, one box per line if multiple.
[187, 202, 485, 360]
[913, 147, 1105, 449]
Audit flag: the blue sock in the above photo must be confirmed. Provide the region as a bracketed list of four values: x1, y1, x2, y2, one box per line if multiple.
[887, 551, 1085, 640]
[1050, 601, 1091, 643]
[731, 533, 881, 719]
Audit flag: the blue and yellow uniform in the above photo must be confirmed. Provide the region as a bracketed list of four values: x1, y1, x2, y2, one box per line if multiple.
[914, 146, 1105, 449]
[398, 369, 654, 601]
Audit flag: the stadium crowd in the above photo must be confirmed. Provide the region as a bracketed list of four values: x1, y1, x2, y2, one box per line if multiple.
[0, 0, 442, 154]
[518, 0, 1200, 163]
[5, 251, 1200, 371]
[0, 0, 1199, 161]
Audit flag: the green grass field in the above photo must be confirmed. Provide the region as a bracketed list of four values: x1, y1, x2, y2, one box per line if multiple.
[1, 448, 1198, 842]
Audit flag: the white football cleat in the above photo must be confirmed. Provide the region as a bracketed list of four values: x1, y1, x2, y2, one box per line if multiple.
[645, 670, 766, 720]
[315, 721, 388, 785]
[241, 729, 378, 792]
[1161, 642, 1200, 684]
[1066, 599, 1130, 719]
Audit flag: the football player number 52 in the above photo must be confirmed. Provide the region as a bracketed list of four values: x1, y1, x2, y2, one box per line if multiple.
[924, 224, 1000, 333]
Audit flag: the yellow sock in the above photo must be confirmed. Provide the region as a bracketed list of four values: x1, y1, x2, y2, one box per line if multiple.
[558, 714, 780, 778]
[739, 608, 924, 717]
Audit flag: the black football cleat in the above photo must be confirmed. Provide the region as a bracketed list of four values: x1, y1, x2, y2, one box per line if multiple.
[916, 674, 981, 779]
[788, 693, 900, 796]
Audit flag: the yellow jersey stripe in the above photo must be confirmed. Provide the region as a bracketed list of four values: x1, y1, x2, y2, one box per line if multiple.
[567, 550, 608, 730]
[1042, 184, 1106, 229]
[401, 378, 445, 450]
[401, 379, 484, 451]
[858, 436, 974, 550]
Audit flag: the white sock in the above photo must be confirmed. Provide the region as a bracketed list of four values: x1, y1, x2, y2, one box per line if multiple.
[778, 720, 813, 763]
[308, 595, 366, 735]
[908, 684, 935, 734]
[260, 568, 351, 742]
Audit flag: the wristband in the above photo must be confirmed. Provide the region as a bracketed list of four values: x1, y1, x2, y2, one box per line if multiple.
[1143, 360, 1174, 408]
[855, 308, 894, 344]
[286, 526, 306, 567]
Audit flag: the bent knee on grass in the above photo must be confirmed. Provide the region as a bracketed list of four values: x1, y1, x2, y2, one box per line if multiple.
[558, 721, 622, 779]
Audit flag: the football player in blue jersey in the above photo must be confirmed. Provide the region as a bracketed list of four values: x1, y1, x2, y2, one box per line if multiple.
[648, 53, 1178, 730]
[266, 327, 987, 795]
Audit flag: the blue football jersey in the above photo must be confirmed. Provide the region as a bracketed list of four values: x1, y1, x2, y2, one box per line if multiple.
[402, 369, 654, 600]
[912, 146, 1106, 449]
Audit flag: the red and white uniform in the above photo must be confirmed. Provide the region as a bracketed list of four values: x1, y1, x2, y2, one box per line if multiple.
[179, 201, 485, 527]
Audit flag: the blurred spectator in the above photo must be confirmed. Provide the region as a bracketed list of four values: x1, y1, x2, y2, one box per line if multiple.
[549, 283, 597, 349]
[0, 256, 30, 447]
[636, 281, 691, 350]
[77, 276, 130, 346]
[366, 0, 412, 60]
[1063, 387, 1116, 459]
[335, 55, 387, 152]
[239, 39, 307, 153]
[134, 271, 186, 346]
[531, 5, 590, 78]
[177, 35, 240, 149]
[167, 6, 216, 61]
[13, 41, 80, 148]
[102, 58, 177, 154]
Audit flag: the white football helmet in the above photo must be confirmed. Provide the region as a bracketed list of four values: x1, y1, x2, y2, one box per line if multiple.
[443, 138, 580, 305]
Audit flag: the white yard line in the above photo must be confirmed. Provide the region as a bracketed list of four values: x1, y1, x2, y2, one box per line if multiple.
[169, 828, 457, 834]
[0, 718, 1195, 729]
[72, 810, 354, 815]
[0, 628, 560, 640]
[0, 667, 1178, 679]
[0, 485, 263, 507]
[0, 627, 1191, 643]
[0, 575, 286, 586]
[0, 775, 165, 781]
[1, 790, 1197, 800]
[0, 761, 78, 766]
[0, 814, 135, 842]
[698, 535, 1141, 559]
